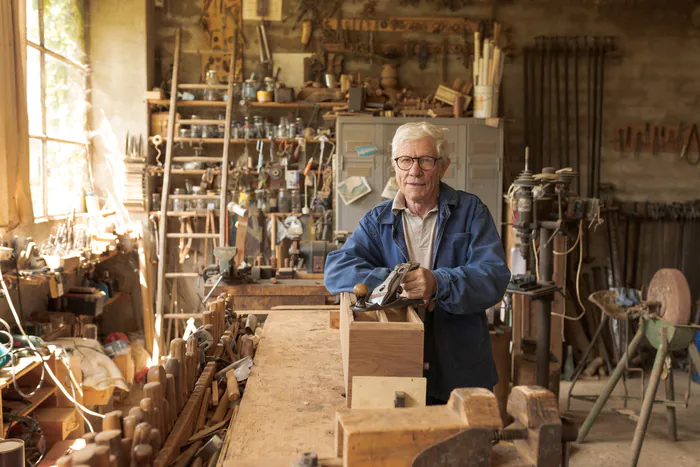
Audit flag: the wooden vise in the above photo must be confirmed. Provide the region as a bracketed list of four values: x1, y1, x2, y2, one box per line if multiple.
[335, 386, 567, 467]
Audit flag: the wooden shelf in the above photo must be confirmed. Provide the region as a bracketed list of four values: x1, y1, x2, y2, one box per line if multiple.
[149, 211, 221, 217]
[168, 137, 335, 144]
[148, 99, 344, 109]
[0, 354, 47, 390]
[104, 291, 124, 307]
[3, 386, 59, 434]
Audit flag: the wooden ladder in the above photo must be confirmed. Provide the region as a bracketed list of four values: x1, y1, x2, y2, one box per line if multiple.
[153, 28, 237, 360]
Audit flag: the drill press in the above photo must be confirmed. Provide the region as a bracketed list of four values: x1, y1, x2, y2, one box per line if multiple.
[508, 151, 600, 389]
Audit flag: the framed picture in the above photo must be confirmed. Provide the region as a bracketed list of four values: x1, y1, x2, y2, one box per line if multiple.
[337, 176, 372, 205]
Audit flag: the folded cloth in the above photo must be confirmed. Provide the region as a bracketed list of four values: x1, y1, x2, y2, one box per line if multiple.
[613, 287, 641, 307]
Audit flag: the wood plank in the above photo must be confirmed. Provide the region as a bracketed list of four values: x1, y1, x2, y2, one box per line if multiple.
[221, 311, 344, 466]
[271, 305, 339, 310]
[351, 377, 426, 409]
[154, 362, 217, 467]
[233, 295, 325, 310]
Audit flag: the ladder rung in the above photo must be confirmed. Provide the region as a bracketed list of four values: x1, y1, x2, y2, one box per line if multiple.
[155, 211, 220, 217]
[169, 194, 219, 200]
[165, 272, 200, 278]
[172, 157, 222, 163]
[166, 233, 220, 239]
[164, 313, 204, 319]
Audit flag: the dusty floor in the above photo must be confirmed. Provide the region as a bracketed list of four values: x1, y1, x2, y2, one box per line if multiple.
[560, 370, 700, 466]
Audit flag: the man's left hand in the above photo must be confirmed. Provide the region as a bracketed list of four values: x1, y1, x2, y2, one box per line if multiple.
[401, 267, 437, 302]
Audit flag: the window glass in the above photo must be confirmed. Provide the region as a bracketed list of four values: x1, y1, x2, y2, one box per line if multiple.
[29, 138, 44, 218]
[26, 0, 40, 43]
[44, 0, 85, 64]
[26, 47, 43, 135]
[45, 142, 88, 217]
[45, 55, 86, 142]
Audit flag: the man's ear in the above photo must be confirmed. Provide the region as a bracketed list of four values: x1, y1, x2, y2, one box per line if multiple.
[439, 158, 451, 180]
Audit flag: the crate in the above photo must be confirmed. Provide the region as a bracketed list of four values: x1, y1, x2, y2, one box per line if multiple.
[339, 293, 424, 407]
[33, 408, 80, 442]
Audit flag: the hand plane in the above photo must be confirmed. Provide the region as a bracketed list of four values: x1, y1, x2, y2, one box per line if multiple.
[351, 262, 425, 312]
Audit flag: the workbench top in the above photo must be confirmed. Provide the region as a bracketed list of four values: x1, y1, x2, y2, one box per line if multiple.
[220, 310, 345, 466]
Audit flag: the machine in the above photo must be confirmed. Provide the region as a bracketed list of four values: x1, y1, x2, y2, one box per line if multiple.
[507, 152, 600, 389]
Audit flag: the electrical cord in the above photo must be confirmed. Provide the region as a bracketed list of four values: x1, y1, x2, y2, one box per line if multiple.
[0, 263, 104, 426]
[4, 413, 46, 467]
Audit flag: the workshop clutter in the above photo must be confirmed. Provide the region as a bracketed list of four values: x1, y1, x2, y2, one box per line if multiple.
[55, 295, 262, 466]
[473, 28, 504, 118]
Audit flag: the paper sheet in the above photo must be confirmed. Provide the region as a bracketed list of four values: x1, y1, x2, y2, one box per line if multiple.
[242, 0, 283, 22]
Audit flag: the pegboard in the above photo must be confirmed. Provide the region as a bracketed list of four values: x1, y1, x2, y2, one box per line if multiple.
[201, 0, 244, 82]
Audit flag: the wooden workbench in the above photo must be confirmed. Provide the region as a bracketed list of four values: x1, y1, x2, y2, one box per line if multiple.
[209, 279, 334, 310]
[220, 310, 345, 466]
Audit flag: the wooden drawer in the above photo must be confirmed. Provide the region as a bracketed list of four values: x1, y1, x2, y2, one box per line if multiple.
[339, 293, 424, 407]
[34, 407, 80, 441]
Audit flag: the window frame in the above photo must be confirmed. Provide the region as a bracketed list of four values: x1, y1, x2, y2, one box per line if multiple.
[26, 0, 91, 222]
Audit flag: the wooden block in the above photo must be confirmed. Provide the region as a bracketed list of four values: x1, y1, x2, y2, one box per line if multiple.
[225, 370, 240, 402]
[351, 377, 426, 409]
[171, 440, 203, 467]
[122, 415, 137, 439]
[170, 338, 187, 397]
[166, 373, 178, 429]
[238, 335, 254, 359]
[34, 408, 80, 442]
[434, 84, 467, 105]
[339, 293, 424, 407]
[102, 410, 123, 433]
[336, 388, 501, 466]
[132, 422, 152, 450]
[329, 310, 340, 329]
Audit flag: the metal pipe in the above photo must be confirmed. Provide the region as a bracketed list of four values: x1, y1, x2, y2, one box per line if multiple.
[573, 37, 581, 192]
[554, 37, 563, 168]
[538, 37, 546, 172]
[594, 37, 607, 199]
[586, 36, 593, 197]
[566, 313, 609, 411]
[524, 46, 530, 151]
[546, 38, 553, 167]
[536, 225, 555, 389]
[563, 37, 570, 169]
[589, 37, 599, 198]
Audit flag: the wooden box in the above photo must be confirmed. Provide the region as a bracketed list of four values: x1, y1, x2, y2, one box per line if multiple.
[33, 408, 80, 442]
[339, 293, 424, 407]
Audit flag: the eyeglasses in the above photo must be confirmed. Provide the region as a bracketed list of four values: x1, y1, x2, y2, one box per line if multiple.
[393, 156, 442, 171]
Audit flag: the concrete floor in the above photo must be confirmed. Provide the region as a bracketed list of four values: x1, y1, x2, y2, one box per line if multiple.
[560, 370, 700, 466]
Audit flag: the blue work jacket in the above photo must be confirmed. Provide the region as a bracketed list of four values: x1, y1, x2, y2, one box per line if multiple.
[324, 182, 511, 401]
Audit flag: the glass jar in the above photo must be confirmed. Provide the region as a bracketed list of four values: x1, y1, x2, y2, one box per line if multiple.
[204, 70, 220, 101]
[277, 188, 291, 213]
[231, 123, 241, 139]
[253, 115, 264, 139]
[190, 115, 201, 138]
[217, 114, 226, 138]
[151, 193, 161, 211]
[289, 189, 301, 213]
[242, 117, 253, 140]
[295, 117, 304, 137]
[264, 122, 276, 140]
[207, 190, 219, 210]
[278, 117, 288, 140]
[255, 189, 268, 212]
[172, 188, 184, 212]
[243, 79, 257, 102]
[264, 77, 276, 92]
[267, 189, 278, 212]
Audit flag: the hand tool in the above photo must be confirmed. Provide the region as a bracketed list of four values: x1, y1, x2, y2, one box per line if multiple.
[149, 428, 162, 453]
[95, 430, 122, 466]
[351, 262, 425, 312]
[132, 422, 152, 451]
[226, 369, 241, 402]
[196, 387, 211, 432]
[680, 123, 700, 165]
[132, 444, 153, 464]
[123, 416, 137, 440]
[103, 410, 123, 433]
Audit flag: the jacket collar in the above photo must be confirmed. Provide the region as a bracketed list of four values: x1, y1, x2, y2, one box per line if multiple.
[378, 182, 458, 225]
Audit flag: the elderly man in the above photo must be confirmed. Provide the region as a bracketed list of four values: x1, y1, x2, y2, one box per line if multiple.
[324, 122, 510, 405]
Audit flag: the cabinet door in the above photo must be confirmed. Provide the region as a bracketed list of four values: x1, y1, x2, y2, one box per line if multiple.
[336, 122, 385, 232]
[466, 123, 503, 234]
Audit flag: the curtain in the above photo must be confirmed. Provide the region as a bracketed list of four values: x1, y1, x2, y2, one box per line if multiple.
[0, 0, 33, 233]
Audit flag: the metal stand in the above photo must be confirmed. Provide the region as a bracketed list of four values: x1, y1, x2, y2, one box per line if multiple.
[577, 317, 700, 467]
[566, 290, 644, 411]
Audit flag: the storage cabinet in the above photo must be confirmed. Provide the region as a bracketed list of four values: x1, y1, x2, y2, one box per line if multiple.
[335, 117, 503, 234]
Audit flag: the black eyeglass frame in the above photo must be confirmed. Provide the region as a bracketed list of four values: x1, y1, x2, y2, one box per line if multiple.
[393, 156, 443, 171]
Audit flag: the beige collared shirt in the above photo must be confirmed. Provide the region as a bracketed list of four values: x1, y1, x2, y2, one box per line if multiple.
[392, 192, 439, 269]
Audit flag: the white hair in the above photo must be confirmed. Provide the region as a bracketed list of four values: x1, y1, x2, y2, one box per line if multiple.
[391, 122, 449, 161]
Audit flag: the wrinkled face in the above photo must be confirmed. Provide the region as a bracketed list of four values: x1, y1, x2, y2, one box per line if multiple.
[393, 136, 450, 204]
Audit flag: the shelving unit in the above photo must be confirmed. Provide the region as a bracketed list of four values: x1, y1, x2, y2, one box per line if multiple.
[168, 137, 335, 144]
[0, 350, 82, 441]
[148, 99, 343, 109]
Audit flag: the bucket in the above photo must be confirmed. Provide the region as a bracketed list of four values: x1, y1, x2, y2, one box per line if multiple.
[0, 439, 24, 466]
[474, 85, 494, 118]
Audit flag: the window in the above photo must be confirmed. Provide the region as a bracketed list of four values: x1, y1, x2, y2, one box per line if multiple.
[26, 0, 90, 220]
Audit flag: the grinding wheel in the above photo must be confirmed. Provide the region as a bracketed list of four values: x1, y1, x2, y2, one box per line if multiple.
[647, 268, 691, 325]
